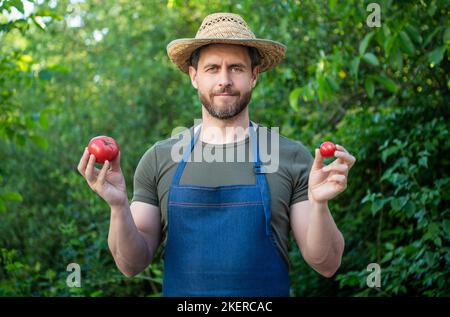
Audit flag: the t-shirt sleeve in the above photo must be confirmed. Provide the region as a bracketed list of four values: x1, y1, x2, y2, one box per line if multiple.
[290, 142, 314, 206]
[131, 144, 159, 206]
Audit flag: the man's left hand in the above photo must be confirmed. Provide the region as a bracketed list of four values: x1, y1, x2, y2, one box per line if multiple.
[308, 144, 356, 203]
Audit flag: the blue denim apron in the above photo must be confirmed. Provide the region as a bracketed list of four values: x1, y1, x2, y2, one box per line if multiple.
[162, 122, 290, 296]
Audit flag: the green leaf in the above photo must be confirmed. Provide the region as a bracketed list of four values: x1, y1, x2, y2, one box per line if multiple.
[427, 2, 437, 16]
[47, 64, 70, 73]
[31, 16, 46, 31]
[365, 77, 375, 98]
[39, 112, 49, 130]
[10, 0, 24, 14]
[382, 24, 391, 38]
[391, 196, 408, 211]
[371, 199, 385, 216]
[303, 83, 315, 101]
[403, 245, 418, 256]
[434, 237, 442, 247]
[326, 75, 339, 91]
[25, 116, 36, 129]
[362, 53, 379, 66]
[399, 31, 415, 55]
[359, 32, 375, 55]
[405, 25, 422, 44]
[418, 156, 428, 168]
[389, 47, 403, 70]
[381, 145, 399, 162]
[35, 9, 64, 21]
[444, 27, 450, 44]
[361, 190, 379, 205]
[1, 191, 23, 202]
[381, 251, 393, 263]
[317, 76, 325, 103]
[16, 134, 26, 146]
[404, 200, 416, 217]
[329, 0, 337, 11]
[424, 26, 444, 47]
[316, 73, 332, 103]
[350, 57, 360, 79]
[427, 46, 446, 67]
[30, 135, 49, 150]
[425, 252, 435, 267]
[374, 75, 398, 93]
[289, 87, 302, 112]
[384, 35, 397, 57]
[39, 69, 52, 80]
[443, 220, 450, 236]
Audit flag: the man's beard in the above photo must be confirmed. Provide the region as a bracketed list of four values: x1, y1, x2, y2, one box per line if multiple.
[199, 89, 252, 120]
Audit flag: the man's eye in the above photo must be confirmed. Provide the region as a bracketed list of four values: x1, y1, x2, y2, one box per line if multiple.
[232, 67, 242, 72]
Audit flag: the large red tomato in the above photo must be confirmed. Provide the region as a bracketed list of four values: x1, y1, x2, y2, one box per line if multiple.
[87, 136, 119, 164]
[320, 141, 336, 158]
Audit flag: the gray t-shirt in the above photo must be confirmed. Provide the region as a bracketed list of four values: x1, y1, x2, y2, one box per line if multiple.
[131, 123, 313, 266]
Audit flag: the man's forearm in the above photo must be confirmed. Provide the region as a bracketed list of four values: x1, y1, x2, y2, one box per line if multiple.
[108, 204, 152, 277]
[305, 201, 345, 276]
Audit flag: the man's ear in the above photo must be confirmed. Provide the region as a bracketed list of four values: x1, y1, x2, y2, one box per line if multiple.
[188, 66, 198, 89]
[251, 65, 260, 88]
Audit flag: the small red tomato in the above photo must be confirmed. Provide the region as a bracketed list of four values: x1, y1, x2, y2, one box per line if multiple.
[87, 136, 119, 164]
[320, 141, 336, 158]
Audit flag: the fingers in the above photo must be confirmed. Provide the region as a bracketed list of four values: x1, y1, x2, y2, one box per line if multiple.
[335, 144, 349, 153]
[328, 174, 347, 190]
[110, 150, 121, 172]
[312, 148, 324, 170]
[335, 150, 356, 168]
[97, 160, 109, 186]
[77, 148, 90, 176]
[85, 154, 100, 183]
[322, 162, 348, 174]
[332, 144, 356, 168]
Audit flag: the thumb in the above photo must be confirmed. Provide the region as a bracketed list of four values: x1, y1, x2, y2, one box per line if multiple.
[312, 148, 324, 170]
[110, 150, 121, 172]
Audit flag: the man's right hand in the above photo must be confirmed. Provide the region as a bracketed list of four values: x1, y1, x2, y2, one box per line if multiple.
[77, 147, 128, 208]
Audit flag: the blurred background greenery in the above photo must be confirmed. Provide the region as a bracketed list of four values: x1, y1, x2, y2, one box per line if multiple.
[0, 0, 449, 296]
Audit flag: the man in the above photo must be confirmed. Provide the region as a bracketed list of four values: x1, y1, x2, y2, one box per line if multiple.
[77, 12, 356, 296]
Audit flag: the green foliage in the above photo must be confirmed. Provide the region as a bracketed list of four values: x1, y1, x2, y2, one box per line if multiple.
[284, 0, 449, 296]
[1, 0, 448, 296]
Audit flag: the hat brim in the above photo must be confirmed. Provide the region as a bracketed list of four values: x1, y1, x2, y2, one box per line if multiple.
[166, 38, 286, 74]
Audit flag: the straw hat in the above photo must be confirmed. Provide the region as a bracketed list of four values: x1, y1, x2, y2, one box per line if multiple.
[166, 12, 286, 74]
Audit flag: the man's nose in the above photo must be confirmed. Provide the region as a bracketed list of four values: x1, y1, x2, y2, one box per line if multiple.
[217, 68, 232, 87]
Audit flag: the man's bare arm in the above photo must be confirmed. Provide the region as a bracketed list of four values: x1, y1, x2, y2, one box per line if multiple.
[290, 200, 345, 278]
[108, 201, 161, 277]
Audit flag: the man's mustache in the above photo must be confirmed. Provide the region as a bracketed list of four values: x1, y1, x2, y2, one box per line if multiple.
[212, 89, 239, 96]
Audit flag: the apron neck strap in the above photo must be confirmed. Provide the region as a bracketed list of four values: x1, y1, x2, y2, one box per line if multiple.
[172, 121, 262, 186]
[171, 121, 272, 236]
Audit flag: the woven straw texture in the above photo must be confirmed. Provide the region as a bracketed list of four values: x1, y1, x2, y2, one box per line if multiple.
[167, 13, 286, 73]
